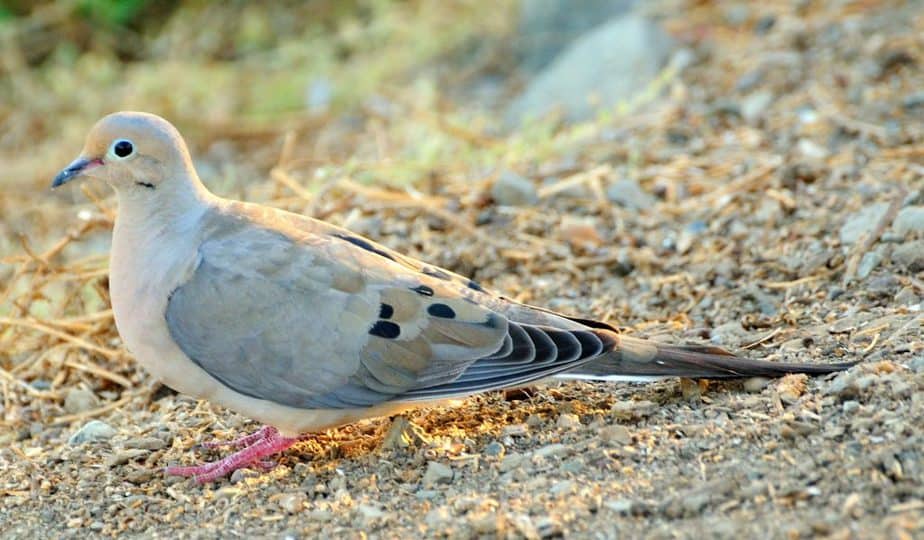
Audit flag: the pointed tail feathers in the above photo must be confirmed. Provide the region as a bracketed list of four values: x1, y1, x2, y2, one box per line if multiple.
[563, 335, 857, 381]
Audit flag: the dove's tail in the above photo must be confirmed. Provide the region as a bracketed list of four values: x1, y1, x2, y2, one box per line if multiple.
[559, 335, 857, 382]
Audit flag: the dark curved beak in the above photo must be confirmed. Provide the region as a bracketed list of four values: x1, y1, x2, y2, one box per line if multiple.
[52, 157, 101, 188]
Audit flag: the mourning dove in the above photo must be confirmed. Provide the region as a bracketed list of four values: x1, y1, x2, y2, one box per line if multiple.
[52, 112, 854, 483]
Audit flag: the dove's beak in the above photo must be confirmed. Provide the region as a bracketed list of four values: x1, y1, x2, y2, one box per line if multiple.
[52, 156, 103, 188]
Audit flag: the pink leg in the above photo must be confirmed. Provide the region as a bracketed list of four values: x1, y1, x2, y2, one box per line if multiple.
[198, 425, 275, 450]
[165, 426, 298, 484]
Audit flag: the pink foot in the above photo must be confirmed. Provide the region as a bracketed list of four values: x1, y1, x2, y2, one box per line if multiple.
[165, 426, 298, 483]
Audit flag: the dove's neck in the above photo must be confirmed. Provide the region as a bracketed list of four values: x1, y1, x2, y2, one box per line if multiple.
[114, 173, 215, 239]
[110, 172, 216, 332]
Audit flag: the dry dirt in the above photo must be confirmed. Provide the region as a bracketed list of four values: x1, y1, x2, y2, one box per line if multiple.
[1, 2, 922, 539]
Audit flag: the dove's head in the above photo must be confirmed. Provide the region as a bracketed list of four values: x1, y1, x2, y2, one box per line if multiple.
[52, 112, 201, 195]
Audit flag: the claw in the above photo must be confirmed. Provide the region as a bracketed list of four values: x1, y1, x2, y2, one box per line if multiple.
[166, 426, 297, 483]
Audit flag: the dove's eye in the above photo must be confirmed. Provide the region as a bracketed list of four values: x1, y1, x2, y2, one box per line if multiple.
[111, 139, 134, 159]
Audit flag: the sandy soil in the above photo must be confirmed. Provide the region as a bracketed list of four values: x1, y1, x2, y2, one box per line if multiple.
[1, 2, 922, 539]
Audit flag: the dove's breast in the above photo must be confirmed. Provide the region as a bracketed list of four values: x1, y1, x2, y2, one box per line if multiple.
[109, 216, 213, 397]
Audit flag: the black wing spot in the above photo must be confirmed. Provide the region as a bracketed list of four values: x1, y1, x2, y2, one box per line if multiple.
[427, 303, 456, 319]
[333, 233, 396, 262]
[422, 267, 452, 280]
[467, 279, 485, 292]
[369, 320, 401, 339]
[411, 285, 434, 296]
[379, 303, 394, 319]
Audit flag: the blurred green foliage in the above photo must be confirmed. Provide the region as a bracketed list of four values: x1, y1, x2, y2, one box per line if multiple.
[76, 0, 158, 28]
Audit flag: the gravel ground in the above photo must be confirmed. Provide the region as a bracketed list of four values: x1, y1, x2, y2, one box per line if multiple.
[1, 2, 922, 539]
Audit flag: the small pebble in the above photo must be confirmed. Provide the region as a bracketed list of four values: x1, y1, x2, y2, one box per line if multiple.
[278, 492, 307, 514]
[894, 286, 920, 305]
[741, 91, 774, 123]
[357, 503, 385, 521]
[535, 516, 563, 539]
[424, 506, 452, 528]
[68, 420, 116, 445]
[605, 499, 635, 514]
[606, 178, 655, 210]
[106, 448, 148, 467]
[744, 377, 771, 392]
[64, 388, 99, 415]
[502, 423, 529, 437]
[305, 510, 333, 522]
[123, 437, 167, 450]
[415, 490, 439, 500]
[484, 441, 506, 457]
[491, 170, 538, 206]
[892, 206, 924, 236]
[468, 512, 499, 534]
[598, 425, 632, 445]
[842, 400, 860, 414]
[839, 203, 890, 245]
[499, 453, 526, 473]
[856, 251, 883, 279]
[533, 443, 569, 459]
[610, 400, 658, 420]
[892, 240, 924, 272]
[422, 461, 453, 487]
[556, 413, 581, 430]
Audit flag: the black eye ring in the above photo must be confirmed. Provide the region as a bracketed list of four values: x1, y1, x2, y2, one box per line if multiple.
[112, 139, 134, 158]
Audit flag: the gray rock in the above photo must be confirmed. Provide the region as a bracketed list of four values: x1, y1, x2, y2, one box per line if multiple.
[867, 274, 899, 297]
[892, 240, 924, 272]
[507, 15, 674, 125]
[797, 138, 830, 160]
[610, 400, 658, 420]
[556, 413, 581, 430]
[64, 388, 99, 414]
[516, 0, 637, 72]
[422, 461, 453, 487]
[424, 506, 452, 528]
[499, 453, 526, 473]
[842, 400, 860, 414]
[599, 424, 632, 445]
[908, 356, 924, 373]
[68, 420, 116, 445]
[357, 504, 385, 521]
[534, 443, 570, 459]
[856, 251, 883, 279]
[123, 436, 167, 450]
[903, 92, 924, 109]
[735, 69, 764, 92]
[605, 498, 635, 514]
[710, 321, 750, 346]
[826, 372, 860, 399]
[839, 202, 889, 244]
[743, 377, 772, 393]
[607, 178, 656, 210]
[892, 206, 924, 236]
[491, 170, 538, 206]
[894, 286, 920, 305]
[484, 441, 506, 457]
[278, 492, 307, 514]
[740, 91, 774, 124]
[535, 516, 563, 539]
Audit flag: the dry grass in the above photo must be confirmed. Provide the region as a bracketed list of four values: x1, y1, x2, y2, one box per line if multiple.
[0, 1, 922, 538]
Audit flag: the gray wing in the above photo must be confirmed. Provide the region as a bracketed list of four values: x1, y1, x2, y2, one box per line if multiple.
[165, 213, 616, 409]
